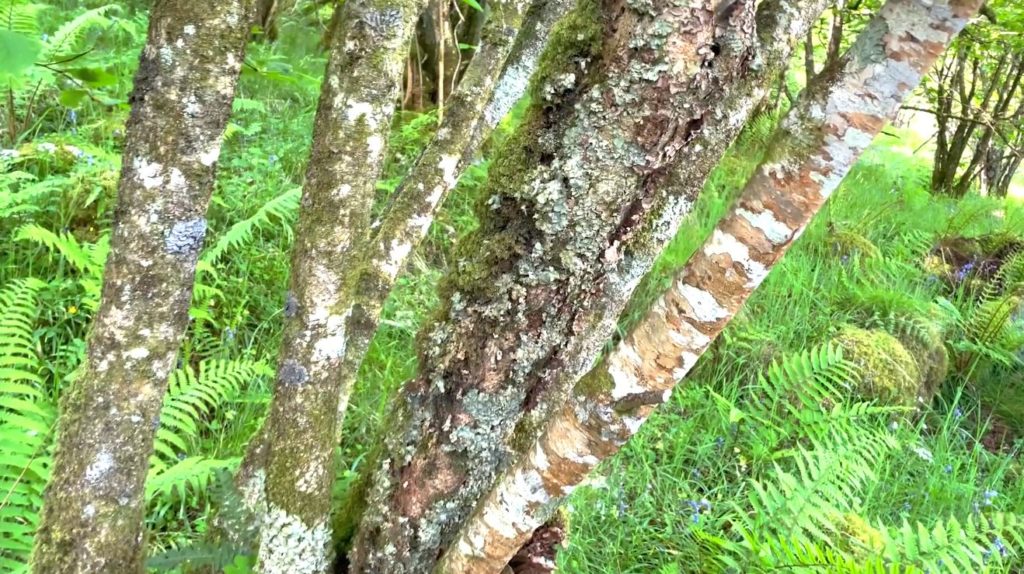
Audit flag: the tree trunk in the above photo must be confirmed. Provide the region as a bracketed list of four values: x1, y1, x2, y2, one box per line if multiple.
[31, 2, 252, 572]
[250, 0, 428, 571]
[825, 0, 844, 68]
[805, 27, 816, 80]
[347, 0, 831, 572]
[439, 1, 981, 570]
[226, 0, 557, 563]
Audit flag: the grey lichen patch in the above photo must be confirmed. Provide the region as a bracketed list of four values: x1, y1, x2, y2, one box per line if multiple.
[363, 8, 403, 32]
[164, 218, 207, 255]
[278, 359, 310, 387]
[283, 291, 299, 318]
[257, 505, 332, 574]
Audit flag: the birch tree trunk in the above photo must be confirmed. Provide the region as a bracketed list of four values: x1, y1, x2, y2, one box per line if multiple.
[334, 0, 535, 426]
[250, 0, 427, 571]
[231, 0, 546, 563]
[440, 0, 981, 570]
[31, 2, 252, 572]
[347, 0, 831, 571]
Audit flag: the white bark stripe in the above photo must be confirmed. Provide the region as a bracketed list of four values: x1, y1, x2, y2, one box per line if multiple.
[437, 1, 980, 570]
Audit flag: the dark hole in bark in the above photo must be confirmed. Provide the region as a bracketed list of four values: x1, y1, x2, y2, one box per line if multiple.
[507, 514, 567, 574]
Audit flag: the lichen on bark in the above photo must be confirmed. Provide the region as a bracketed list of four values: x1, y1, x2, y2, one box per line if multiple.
[31, 2, 253, 573]
[251, 0, 428, 570]
[347, 0, 813, 571]
[437, 0, 981, 569]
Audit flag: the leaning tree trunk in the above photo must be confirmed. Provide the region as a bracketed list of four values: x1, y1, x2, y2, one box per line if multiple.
[346, 0, 832, 571]
[249, 0, 540, 570]
[438, 0, 981, 570]
[229, 0, 556, 563]
[31, 2, 252, 573]
[249, 0, 428, 570]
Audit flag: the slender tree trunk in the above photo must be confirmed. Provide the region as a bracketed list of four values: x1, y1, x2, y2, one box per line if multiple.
[347, 1, 831, 571]
[805, 27, 816, 80]
[439, 1, 981, 570]
[334, 0, 535, 427]
[227, 0, 555, 563]
[825, 0, 844, 68]
[250, 0, 428, 571]
[31, 2, 252, 572]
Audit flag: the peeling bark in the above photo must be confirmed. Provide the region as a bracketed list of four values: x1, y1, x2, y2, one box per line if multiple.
[251, 0, 427, 571]
[347, 0, 831, 572]
[31, 2, 252, 573]
[438, 0, 980, 570]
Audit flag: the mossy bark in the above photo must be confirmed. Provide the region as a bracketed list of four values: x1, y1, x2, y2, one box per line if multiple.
[439, 0, 980, 569]
[346, 0, 834, 571]
[251, 0, 427, 571]
[333, 0, 533, 427]
[235, 0, 543, 566]
[31, 2, 253, 573]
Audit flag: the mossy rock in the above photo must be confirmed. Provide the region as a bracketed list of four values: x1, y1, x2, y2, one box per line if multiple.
[832, 326, 920, 406]
[893, 309, 949, 405]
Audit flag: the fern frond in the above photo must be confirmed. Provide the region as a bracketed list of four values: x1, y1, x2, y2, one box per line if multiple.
[145, 456, 239, 501]
[14, 224, 107, 310]
[151, 359, 269, 469]
[0, 278, 51, 573]
[201, 187, 300, 267]
[0, 2, 43, 36]
[42, 5, 119, 60]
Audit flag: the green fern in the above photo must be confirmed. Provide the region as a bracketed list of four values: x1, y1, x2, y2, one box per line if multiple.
[14, 224, 108, 311]
[42, 5, 119, 61]
[0, 172, 65, 220]
[201, 186, 301, 267]
[0, 1, 43, 36]
[0, 278, 51, 574]
[151, 359, 270, 471]
[714, 342, 1023, 573]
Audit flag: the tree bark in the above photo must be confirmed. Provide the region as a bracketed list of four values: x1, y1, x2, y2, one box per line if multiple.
[334, 0, 535, 428]
[825, 0, 844, 68]
[250, 0, 428, 571]
[228, 0, 555, 564]
[31, 2, 252, 572]
[347, 0, 831, 572]
[805, 27, 816, 80]
[439, 0, 981, 570]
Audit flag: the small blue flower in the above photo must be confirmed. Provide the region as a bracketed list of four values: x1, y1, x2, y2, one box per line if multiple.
[944, 464, 953, 474]
[268, 154, 279, 165]
[983, 489, 998, 506]
[901, 502, 912, 512]
[69, 109, 77, 125]
[225, 327, 236, 341]
[41, 33, 48, 42]
[714, 436, 725, 449]
[690, 513, 700, 524]
[994, 536, 1008, 558]
[953, 407, 963, 419]
[955, 261, 975, 282]
[86, 154, 95, 166]
[691, 468, 702, 480]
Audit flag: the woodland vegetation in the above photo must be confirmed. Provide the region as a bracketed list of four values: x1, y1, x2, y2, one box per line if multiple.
[1, 0, 1024, 573]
